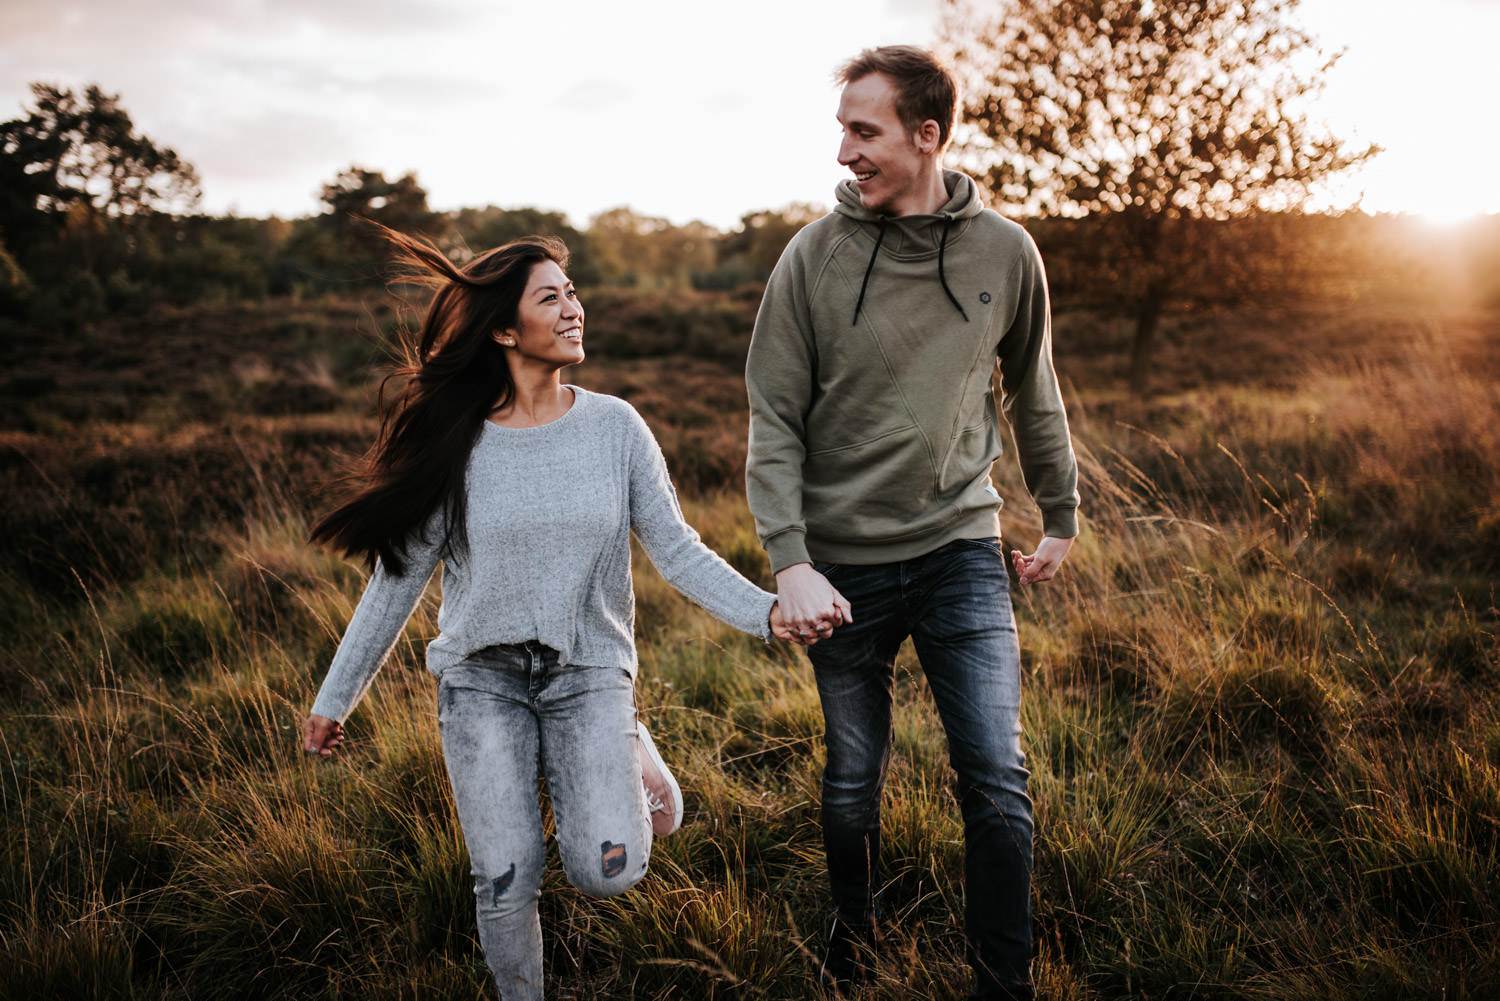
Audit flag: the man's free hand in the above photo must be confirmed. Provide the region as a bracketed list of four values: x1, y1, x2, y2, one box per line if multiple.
[774, 563, 852, 646]
[1011, 536, 1074, 585]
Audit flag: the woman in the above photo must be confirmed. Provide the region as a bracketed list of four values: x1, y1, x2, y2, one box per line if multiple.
[301, 228, 793, 1000]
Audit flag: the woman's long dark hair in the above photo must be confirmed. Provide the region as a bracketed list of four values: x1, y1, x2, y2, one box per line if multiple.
[310, 225, 570, 575]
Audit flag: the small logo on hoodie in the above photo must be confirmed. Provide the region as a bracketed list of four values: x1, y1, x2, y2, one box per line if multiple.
[979, 292, 992, 304]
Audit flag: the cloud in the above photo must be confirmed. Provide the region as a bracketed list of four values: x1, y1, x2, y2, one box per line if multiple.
[880, 0, 944, 29]
[560, 79, 632, 112]
[253, 0, 474, 32]
[192, 48, 501, 106]
[182, 107, 357, 183]
[0, 0, 472, 48]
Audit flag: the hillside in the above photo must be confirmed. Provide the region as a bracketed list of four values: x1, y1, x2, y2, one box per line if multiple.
[2, 276, 1498, 999]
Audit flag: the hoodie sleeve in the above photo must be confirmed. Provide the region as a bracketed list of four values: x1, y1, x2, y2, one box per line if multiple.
[744, 230, 820, 573]
[997, 232, 1081, 539]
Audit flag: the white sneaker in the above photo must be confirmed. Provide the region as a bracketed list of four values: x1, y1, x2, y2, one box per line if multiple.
[637, 720, 683, 836]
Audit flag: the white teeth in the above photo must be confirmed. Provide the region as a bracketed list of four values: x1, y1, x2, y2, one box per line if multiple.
[855, 171, 875, 181]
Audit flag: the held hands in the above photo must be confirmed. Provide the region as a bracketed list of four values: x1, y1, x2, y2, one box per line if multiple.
[774, 563, 852, 646]
[303, 714, 345, 757]
[769, 601, 798, 642]
[1011, 535, 1074, 585]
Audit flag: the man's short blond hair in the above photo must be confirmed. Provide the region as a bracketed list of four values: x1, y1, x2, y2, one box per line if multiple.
[836, 45, 958, 151]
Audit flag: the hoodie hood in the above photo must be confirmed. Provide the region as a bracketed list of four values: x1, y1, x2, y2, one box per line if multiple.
[833, 169, 986, 252]
[834, 169, 986, 324]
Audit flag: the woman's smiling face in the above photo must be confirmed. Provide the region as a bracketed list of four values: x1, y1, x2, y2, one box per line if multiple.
[497, 259, 585, 368]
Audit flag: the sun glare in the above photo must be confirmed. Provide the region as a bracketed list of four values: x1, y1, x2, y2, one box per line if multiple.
[1357, 161, 1494, 226]
[1318, 152, 1495, 228]
[1411, 199, 1486, 227]
[1293, 0, 1500, 226]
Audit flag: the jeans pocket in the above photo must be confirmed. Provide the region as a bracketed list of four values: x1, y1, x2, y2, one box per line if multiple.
[949, 537, 1003, 556]
[812, 559, 844, 582]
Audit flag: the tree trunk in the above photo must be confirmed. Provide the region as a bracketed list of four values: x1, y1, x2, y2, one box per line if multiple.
[1127, 280, 1166, 397]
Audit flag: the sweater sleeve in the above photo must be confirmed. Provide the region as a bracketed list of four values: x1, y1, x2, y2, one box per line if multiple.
[625, 409, 776, 640]
[744, 233, 819, 573]
[997, 233, 1080, 539]
[309, 521, 444, 723]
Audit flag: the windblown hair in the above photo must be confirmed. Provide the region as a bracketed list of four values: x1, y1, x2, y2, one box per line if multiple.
[836, 44, 958, 151]
[310, 225, 570, 575]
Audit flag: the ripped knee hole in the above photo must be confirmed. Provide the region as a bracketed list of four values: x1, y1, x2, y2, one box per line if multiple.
[488, 863, 517, 905]
[600, 840, 627, 879]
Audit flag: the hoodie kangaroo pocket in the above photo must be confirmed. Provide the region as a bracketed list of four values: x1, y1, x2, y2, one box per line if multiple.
[803, 425, 939, 543]
[939, 421, 1002, 494]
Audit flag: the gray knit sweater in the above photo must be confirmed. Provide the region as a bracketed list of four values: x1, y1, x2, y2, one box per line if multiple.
[310, 388, 776, 723]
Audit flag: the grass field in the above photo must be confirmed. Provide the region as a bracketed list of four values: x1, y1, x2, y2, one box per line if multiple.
[1, 276, 1497, 999]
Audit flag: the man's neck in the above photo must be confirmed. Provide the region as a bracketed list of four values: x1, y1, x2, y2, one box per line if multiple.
[890, 166, 949, 217]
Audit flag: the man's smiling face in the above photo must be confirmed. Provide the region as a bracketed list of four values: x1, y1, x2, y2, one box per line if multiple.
[836, 71, 932, 216]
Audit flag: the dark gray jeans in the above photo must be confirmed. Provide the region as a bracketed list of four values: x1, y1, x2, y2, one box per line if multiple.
[438, 641, 651, 1000]
[808, 538, 1035, 1000]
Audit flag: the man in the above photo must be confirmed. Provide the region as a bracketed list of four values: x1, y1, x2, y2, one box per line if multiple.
[744, 45, 1080, 1001]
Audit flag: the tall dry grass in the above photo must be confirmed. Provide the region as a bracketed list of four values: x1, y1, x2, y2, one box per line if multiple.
[1, 288, 1497, 999]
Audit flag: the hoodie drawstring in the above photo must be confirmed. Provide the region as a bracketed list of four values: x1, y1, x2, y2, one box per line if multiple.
[851, 216, 970, 326]
[851, 218, 887, 326]
[938, 218, 969, 322]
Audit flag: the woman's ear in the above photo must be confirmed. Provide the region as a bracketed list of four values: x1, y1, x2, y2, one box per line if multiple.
[493, 329, 516, 347]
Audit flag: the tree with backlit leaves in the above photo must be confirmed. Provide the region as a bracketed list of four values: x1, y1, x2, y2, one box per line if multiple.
[0, 83, 203, 314]
[316, 166, 441, 280]
[0, 83, 200, 223]
[450, 205, 599, 287]
[938, 0, 1377, 393]
[1, 83, 201, 282]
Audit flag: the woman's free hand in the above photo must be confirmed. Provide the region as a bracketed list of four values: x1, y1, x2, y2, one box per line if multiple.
[303, 714, 345, 757]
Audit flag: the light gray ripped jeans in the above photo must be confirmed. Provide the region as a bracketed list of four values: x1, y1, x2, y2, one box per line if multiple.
[438, 641, 652, 1000]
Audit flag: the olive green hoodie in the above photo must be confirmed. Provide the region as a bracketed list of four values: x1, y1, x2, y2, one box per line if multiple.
[745, 170, 1079, 573]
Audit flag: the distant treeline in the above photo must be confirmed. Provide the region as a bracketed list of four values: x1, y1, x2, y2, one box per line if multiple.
[5, 151, 1500, 329]
[5, 182, 1497, 332]
[0, 176, 824, 325]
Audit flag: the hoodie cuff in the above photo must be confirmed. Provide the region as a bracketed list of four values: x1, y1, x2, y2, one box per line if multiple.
[765, 530, 812, 576]
[1041, 507, 1079, 540]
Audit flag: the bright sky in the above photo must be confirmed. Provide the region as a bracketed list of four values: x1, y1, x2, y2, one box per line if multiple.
[2, 0, 1497, 229]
